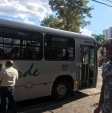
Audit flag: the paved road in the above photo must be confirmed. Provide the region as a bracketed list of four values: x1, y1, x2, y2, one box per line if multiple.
[15, 68, 102, 113]
[18, 94, 100, 113]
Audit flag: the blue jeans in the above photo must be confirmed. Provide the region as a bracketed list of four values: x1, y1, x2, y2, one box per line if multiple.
[1, 86, 18, 113]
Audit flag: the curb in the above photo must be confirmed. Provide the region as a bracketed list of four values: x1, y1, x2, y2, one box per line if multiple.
[86, 89, 101, 96]
[80, 88, 101, 96]
[98, 69, 102, 71]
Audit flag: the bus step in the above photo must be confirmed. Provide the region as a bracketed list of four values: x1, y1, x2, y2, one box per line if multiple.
[82, 80, 88, 82]
[89, 78, 93, 79]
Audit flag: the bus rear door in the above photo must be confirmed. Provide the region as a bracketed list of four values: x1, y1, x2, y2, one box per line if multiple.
[80, 45, 97, 89]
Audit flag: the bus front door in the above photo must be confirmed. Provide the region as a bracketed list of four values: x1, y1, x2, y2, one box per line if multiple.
[80, 45, 96, 89]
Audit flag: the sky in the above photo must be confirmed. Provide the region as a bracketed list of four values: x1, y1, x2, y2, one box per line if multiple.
[0, 0, 112, 36]
[86, 0, 112, 35]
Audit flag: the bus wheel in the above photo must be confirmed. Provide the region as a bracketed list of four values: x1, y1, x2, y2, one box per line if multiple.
[52, 79, 69, 100]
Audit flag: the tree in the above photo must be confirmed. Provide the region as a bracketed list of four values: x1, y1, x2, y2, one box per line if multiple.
[92, 34, 106, 44]
[48, 0, 93, 32]
[92, 34, 106, 50]
[40, 15, 62, 29]
[92, 34, 106, 56]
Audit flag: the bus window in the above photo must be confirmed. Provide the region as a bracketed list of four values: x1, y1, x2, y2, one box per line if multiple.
[21, 40, 42, 60]
[0, 26, 43, 60]
[3, 38, 20, 59]
[44, 34, 75, 61]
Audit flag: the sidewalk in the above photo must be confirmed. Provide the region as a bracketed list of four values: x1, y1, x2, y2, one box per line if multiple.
[80, 67, 102, 96]
[98, 67, 102, 71]
[80, 88, 101, 96]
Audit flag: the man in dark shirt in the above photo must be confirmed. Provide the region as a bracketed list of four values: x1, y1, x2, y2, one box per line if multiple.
[94, 39, 112, 113]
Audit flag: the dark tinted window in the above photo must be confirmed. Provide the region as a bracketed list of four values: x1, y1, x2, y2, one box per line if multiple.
[44, 34, 75, 61]
[0, 27, 43, 60]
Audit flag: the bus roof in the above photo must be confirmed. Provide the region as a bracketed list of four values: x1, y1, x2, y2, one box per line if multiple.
[0, 18, 95, 41]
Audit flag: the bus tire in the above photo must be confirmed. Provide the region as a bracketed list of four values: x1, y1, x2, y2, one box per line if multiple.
[52, 79, 70, 100]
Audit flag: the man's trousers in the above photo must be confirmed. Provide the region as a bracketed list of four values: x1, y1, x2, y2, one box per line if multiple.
[1, 86, 18, 113]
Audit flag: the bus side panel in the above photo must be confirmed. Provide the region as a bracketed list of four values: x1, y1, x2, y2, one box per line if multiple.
[13, 61, 53, 101]
[14, 61, 77, 101]
[17, 83, 52, 101]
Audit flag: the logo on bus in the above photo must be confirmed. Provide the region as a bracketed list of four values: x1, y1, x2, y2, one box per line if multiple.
[62, 64, 69, 71]
[0, 63, 40, 78]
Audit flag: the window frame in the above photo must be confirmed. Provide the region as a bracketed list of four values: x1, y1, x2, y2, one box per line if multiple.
[44, 34, 75, 61]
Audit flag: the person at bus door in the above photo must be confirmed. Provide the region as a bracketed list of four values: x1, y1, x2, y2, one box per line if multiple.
[94, 39, 112, 113]
[0, 60, 19, 113]
[102, 59, 109, 69]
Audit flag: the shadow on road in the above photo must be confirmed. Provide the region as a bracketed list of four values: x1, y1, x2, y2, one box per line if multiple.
[16, 91, 88, 113]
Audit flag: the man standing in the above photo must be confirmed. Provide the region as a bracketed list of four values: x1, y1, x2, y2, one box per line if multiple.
[0, 60, 18, 113]
[94, 39, 112, 113]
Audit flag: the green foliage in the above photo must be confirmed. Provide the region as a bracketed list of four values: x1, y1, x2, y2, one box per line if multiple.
[40, 15, 61, 28]
[92, 34, 106, 51]
[48, 0, 93, 32]
[92, 34, 106, 44]
[40, 0, 93, 32]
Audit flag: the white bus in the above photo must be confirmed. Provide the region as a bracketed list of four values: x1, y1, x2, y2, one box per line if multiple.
[0, 18, 98, 101]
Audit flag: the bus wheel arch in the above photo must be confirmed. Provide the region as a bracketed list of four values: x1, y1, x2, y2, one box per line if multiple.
[52, 75, 74, 99]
